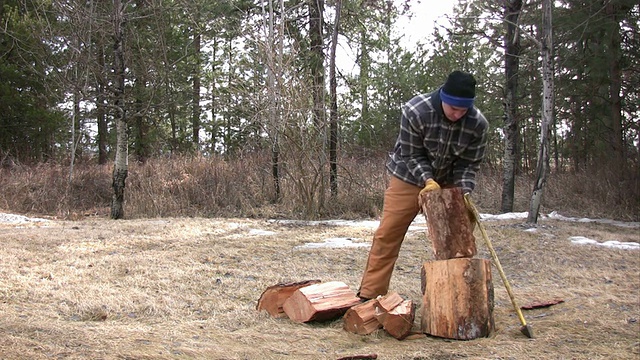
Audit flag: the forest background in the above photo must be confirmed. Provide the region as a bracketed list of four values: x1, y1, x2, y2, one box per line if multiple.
[0, 0, 638, 222]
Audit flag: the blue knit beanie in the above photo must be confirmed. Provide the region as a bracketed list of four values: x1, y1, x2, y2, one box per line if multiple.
[440, 71, 476, 108]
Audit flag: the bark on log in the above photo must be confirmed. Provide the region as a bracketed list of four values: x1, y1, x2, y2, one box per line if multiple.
[283, 281, 360, 323]
[376, 299, 415, 340]
[420, 258, 494, 340]
[420, 187, 476, 260]
[343, 299, 382, 335]
[371, 291, 403, 325]
[256, 280, 321, 318]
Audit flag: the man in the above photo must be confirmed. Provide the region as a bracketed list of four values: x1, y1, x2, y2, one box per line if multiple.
[357, 70, 489, 301]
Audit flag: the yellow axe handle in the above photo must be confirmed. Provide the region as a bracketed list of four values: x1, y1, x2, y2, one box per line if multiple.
[464, 195, 529, 328]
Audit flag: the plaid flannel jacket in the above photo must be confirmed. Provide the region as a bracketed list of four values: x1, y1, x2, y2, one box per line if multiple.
[387, 88, 488, 194]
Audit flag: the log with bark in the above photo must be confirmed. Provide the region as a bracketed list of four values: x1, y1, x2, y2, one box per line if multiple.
[256, 280, 321, 318]
[283, 281, 360, 323]
[420, 258, 495, 339]
[376, 298, 415, 340]
[343, 299, 382, 335]
[371, 291, 403, 325]
[343, 291, 416, 339]
[419, 187, 476, 260]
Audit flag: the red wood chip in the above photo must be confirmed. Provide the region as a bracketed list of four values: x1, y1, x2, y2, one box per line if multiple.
[521, 298, 565, 310]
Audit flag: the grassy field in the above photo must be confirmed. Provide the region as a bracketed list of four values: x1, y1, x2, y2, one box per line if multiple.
[0, 214, 638, 360]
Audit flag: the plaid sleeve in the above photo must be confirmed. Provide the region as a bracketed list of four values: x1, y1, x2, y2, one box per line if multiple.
[397, 96, 435, 186]
[453, 111, 489, 193]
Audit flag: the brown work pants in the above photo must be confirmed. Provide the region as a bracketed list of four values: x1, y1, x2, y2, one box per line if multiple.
[358, 176, 421, 299]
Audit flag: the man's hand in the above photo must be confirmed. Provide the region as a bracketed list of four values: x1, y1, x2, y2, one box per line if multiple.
[419, 179, 440, 195]
[418, 179, 440, 210]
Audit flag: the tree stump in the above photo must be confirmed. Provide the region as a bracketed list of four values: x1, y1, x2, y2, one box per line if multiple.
[420, 258, 494, 340]
[419, 187, 476, 260]
[283, 281, 360, 323]
[256, 280, 321, 318]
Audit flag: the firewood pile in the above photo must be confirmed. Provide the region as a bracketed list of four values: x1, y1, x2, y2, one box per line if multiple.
[257, 188, 494, 342]
[257, 280, 417, 340]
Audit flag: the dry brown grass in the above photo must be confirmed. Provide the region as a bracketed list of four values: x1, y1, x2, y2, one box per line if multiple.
[1, 214, 638, 359]
[0, 155, 637, 222]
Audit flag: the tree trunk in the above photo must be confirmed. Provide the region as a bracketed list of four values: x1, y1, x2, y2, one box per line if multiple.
[309, 0, 325, 129]
[501, 0, 522, 213]
[266, 0, 281, 202]
[308, 0, 326, 211]
[329, 0, 341, 198]
[605, 2, 624, 200]
[111, 0, 128, 220]
[96, 41, 108, 165]
[528, 0, 554, 224]
[133, 78, 148, 163]
[210, 37, 219, 155]
[192, 32, 201, 150]
[358, 26, 370, 146]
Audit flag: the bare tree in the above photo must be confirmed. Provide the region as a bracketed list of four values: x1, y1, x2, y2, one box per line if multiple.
[263, 0, 286, 202]
[329, 0, 342, 198]
[527, 0, 554, 223]
[192, 31, 201, 150]
[501, 0, 522, 213]
[308, 0, 326, 211]
[111, 0, 128, 219]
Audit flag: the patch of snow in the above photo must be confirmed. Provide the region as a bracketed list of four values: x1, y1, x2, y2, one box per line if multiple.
[548, 211, 640, 229]
[1, 211, 637, 252]
[569, 236, 639, 250]
[0, 213, 49, 224]
[482, 212, 528, 221]
[294, 237, 370, 249]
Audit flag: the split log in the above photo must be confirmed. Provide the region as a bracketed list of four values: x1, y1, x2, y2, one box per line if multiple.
[419, 187, 476, 260]
[420, 258, 494, 340]
[343, 299, 382, 335]
[371, 291, 404, 325]
[283, 281, 360, 323]
[376, 299, 415, 340]
[256, 280, 321, 318]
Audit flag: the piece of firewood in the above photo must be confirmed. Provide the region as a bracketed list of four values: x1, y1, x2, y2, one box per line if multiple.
[419, 187, 476, 260]
[336, 354, 377, 360]
[343, 299, 382, 335]
[521, 298, 565, 310]
[420, 258, 494, 340]
[256, 280, 321, 318]
[372, 291, 404, 325]
[283, 281, 360, 323]
[378, 299, 415, 340]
